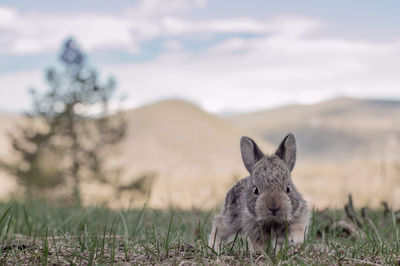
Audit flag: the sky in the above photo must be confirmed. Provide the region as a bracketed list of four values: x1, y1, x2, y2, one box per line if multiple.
[0, 0, 400, 113]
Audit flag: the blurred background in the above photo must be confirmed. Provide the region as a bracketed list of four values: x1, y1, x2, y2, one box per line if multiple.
[0, 0, 400, 210]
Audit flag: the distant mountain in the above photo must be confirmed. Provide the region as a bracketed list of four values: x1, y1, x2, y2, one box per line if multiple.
[227, 97, 400, 160]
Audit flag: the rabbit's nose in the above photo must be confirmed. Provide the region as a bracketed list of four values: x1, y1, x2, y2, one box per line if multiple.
[268, 206, 281, 215]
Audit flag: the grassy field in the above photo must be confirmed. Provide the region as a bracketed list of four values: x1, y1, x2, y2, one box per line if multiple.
[0, 198, 399, 265]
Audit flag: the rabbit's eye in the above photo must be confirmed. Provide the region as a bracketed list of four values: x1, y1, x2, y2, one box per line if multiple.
[253, 186, 259, 195]
[286, 186, 291, 193]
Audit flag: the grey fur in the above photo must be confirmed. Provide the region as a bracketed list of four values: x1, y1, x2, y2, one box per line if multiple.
[209, 133, 309, 251]
[240, 136, 264, 173]
[275, 133, 296, 171]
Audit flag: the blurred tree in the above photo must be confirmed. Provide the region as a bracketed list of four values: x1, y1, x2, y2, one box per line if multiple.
[1, 38, 126, 205]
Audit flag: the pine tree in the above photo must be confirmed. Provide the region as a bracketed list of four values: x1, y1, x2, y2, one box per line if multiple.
[2, 38, 126, 204]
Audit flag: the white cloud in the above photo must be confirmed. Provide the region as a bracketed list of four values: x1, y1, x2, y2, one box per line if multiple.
[1, 10, 139, 54]
[123, 0, 195, 18]
[194, 0, 208, 8]
[0, 70, 43, 112]
[94, 31, 400, 113]
[158, 16, 319, 37]
[267, 14, 321, 37]
[0, 6, 17, 24]
[0, 2, 320, 55]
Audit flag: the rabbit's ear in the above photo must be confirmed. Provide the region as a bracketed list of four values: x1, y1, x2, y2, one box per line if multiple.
[240, 136, 264, 173]
[275, 133, 296, 171]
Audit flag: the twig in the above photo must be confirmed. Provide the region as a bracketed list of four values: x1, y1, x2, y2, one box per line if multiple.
[381, 201, 390, 217]
[344, 194, 363, 228]
[332, 220, 358, 237]
[361, 207, 368, 219]
[345, 257, 382, 266]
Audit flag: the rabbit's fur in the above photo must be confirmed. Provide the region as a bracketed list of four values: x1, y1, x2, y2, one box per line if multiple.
[209, 133, 309, 250]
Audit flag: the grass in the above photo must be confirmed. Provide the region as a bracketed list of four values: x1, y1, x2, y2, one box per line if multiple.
[0, 199, 399, 265]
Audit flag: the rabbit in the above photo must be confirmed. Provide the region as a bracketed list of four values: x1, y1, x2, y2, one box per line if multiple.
[208, 133, 309, 251]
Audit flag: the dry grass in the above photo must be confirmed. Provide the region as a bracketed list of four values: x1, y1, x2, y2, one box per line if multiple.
[295, 158, 400, 209]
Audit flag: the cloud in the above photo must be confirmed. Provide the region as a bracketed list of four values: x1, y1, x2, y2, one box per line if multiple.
[0, 70, 43, 111]
[194, 0, 208, 8]
[0, 6, 17, 24]
[123, 0, 196, 18]
[94, 30, 400, 113]
[0, 0, 212, 54]
[0, 2, 320, 55]
[0, 6, 138, 54]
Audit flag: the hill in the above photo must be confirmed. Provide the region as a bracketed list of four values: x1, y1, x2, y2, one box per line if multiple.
[0, 100, 272, 209]
[227, 97, 400, 161]
[107, 99, 272, 208]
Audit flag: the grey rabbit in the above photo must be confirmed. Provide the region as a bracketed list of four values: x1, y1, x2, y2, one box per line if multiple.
[208, 133, 309, 250]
